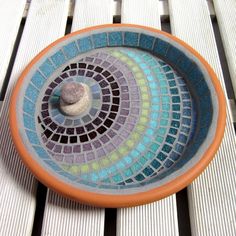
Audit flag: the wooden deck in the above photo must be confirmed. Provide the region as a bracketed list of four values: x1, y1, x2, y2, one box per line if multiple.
[0, 0, 235, 235]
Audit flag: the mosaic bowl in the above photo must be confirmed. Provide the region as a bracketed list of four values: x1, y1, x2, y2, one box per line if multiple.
[9, 24, 226, 207]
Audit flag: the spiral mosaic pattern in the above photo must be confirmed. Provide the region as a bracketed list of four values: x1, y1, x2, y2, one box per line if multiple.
[18, 28, 216, 195]
[22, 47, 196, 190]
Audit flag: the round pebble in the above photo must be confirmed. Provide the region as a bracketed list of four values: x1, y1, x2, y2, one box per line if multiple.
[61, 82, 85, 104]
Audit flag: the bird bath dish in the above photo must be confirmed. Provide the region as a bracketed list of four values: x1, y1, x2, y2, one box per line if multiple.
[9, 24, 226, 207]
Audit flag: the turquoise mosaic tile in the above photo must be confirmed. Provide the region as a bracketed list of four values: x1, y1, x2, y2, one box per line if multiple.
[153, 38, 169, 56]
[93, 33, 108, 48]
[31, 71, 45, 89]
[139, 34, 155, 50]
[124, 32, 139, 46]
[77, 36, 93, 52]
[39, 59, 55, 77]
[26, 130, 40, 145]
[23, 98, 35, 115]
[23, 114, 35, 131]
[51, 50, 66, 68]
[25, 84, 39, 103]
[108, 32, 123, 46]
[63, 42, 79, 59]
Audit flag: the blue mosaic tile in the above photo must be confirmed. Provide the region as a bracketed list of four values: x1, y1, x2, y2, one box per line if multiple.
[57, 168, 78, 181]
[172, 96, 181, 103]
[39, 59, 55, 77]
[157, 152, 167, 161]
[31, 71, 45, 89]
[175, 143, 184, 153]
[168, 80, 176, 87]
[23, 114, 35, 131]
[153, 38, 169, 56]
[143, 166, 154, 176]
[162, 144, 172, 153]
[77, 36, 93, 52]
[169, 151, 180, 161]
[51, 50, 66, 68]
[151, 159, 161, 169]
[187, 66, 204, 85]
[139, 34, 155, 50]
[93, 33, 108, 48]
[165, 135, 176, 144]
[63, 42, 79, 59]
[175, 54, 194, 74]
[23, 98, 35, 115]
[183, 109, 191, 116]
[33, 146, 50, 159]
[124, 32, 139, 47]
[172, 112, 181, 119]
[166, 46, 185, 64]
[194, 79, 210, 97]
[178, 134, 188, 144]
[124, 168, 133, 177]
[25, 84, 39, 103]
[108, 32, 123, 46]
[182, 117, 191, 126]
[135, 174, 145, 181]
[171, 120, 180, 128]
[26, 130, 40, 145]
[164, 159, 174, 168]
[172, 104, 180, 111]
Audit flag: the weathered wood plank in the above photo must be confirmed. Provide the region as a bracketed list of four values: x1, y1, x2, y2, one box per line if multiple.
[213, 0, 236, 97]
[169, 0, 236, 235]
[121, 0, 161, 28]
[71, 0, 113, 30]
[0, 0, 26, 95]
[0, 0, 70, 235]
[117, 197, 179, 236]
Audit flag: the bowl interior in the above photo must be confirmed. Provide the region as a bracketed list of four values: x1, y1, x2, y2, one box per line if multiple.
[13, 26, 218, 197]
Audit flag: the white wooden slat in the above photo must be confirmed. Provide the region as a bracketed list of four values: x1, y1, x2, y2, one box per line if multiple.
[0, 0, 70, 235]
[121, 0, 161, 28]
[42, 1, 114, 235]
[42, 191, 105, 236]
[118, 1, 179, 236]
[117, 197, 179, 236]
[169, 0, 236, 235]
[213, 0, 236, 97]
[71, 0, 113, 31]
[0, 0, 26, 95]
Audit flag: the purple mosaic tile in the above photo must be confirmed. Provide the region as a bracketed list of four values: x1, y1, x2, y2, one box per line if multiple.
[100, 135, 109, 144]
[86, 152, 95, 161]
[54, 154, 64, 162]
[97, 148, 106, 158]
[64, 146, 72, 154]
[73, 145, 81, 153]
[46, 141, 55, 150]
[53, 145, 62, 153]
[83, 143, 92, 151]
[92, 140, 102, 148]
[74, 153, 85, 163]
[107, 129, 116, 138]
[64, 155, 74, 164]
[113, 136, 123, 146]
